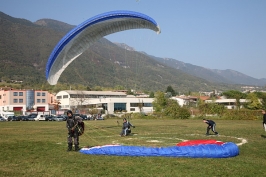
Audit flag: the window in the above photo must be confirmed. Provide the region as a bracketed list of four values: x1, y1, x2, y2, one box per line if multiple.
[143, 103, 152, 107]
[19, 92, 23, 96]
[130, 103, 138, 107]
[37, 92, 41, 96]
[70, 94, 77, 98]
[63, 95, 68, 99]
[13, 92, 18, 96]
[42, 92, 46, 96]
[19, 99, 23, 103]
[130, 103, 152, 107]
[37, 99, 41, 103]
[114, 103, 126, 111]
[57, 96, 62, 99]
[13, 99, 18, 103]
[42, 99, 45, 103]
[130, 108, 135, 111]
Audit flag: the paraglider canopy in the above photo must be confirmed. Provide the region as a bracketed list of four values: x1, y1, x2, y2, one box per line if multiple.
[45, 10, 161, 85]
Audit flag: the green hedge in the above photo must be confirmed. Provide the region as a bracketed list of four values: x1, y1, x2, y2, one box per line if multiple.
[222, 109, 261, 120]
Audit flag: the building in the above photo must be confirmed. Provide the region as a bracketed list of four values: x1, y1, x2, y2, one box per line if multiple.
[171, 95, 198, 107]
[205, 98, 249, 109]
[0, 87, 55, 115]
[55, 90, 154, 114]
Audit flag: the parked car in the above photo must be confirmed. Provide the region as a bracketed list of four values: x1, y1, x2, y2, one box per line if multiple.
[27, 116, 36, 121]
[96, 116, 104, 120]
[7, 116, 19, 121]
[80, 114, 88, 120]
[34, 114, 46, 121]
[53, 116, 64, 121]
[45, 115, 55, 121]
[58, 115, 68, 121]
[27, 114, 37, 121]
[0, 116, 6, 121]
[17, 116, 29, 121]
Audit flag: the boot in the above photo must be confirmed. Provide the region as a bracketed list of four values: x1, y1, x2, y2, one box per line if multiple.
[67, 143, 72, 151]
[75, 145, 80, 151]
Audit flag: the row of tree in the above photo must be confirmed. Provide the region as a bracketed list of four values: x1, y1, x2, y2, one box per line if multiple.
[151, 88, 266, 120]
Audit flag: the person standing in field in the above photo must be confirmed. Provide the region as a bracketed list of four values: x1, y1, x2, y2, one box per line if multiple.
[66, 110, 83, 151]
[203, 119, 218, 135]
[262, 110, 266, 132]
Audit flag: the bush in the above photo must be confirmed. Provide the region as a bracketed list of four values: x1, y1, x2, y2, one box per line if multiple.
[178, 107, 191, 119]
[222, 109, 261, 120]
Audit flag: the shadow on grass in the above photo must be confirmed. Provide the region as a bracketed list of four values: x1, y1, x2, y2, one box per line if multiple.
[129, 133, 137, 136]
[260, 135, 266, 138]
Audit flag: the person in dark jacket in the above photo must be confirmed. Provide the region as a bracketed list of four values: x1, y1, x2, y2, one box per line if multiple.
[120, 118, 135, 136]
[66, 110, 83, 151]
[203, 119, 218, 135]
[262, 110, 266, 132]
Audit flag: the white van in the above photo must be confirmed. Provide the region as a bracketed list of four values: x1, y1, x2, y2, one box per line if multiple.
[34, 114, 46, 121]
[0, 112, 15, 120]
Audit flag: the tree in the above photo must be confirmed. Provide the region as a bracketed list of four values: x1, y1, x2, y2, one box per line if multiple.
[178, 107, 191, 119]
[126, 89, 134, 95]
[138, 100, 144, 113]
[53, 100, 61, 115]
[166, 85, 176, 96]
[152, 91, 167, 112]
[245, 93, 262, 110]
[222, 90, 247, 99]
[93, 86, 103, 91]
[70, 91, 88, 113]
[153, 91, 191, 119]
[254, 92, 266, 110]
[86, 86, 91, 91]
[163, 99, 181, 118]
[149, 91, 155, 98]
[199, 102, 225, 117]
[114, 85, 125, 90]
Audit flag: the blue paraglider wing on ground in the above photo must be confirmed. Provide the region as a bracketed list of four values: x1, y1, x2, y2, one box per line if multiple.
[80, 141, 239, 158]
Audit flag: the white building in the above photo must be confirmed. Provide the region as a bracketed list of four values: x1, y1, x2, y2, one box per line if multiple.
[205, 99, 249, 109]
[171, 95, 198, 107]
[55, 90, 154, 114]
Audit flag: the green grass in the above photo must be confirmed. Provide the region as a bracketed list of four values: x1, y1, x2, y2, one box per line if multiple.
[0, 119, 266, 177]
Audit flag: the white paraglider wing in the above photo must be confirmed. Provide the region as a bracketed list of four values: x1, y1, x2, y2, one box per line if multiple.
[46, 10, 161, 85]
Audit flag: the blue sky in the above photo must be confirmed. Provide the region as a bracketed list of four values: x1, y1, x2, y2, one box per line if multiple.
[1, 0, 266, 79]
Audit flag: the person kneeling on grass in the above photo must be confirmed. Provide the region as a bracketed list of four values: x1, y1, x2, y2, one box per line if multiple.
[203, 119, 218, 135]
[120, 118, 135, 136]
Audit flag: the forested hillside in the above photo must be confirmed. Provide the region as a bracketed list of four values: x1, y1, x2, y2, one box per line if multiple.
[0, 11, 242, 92]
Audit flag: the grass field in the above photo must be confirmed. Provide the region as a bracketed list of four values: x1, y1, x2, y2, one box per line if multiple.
[0, 118, 266, 177]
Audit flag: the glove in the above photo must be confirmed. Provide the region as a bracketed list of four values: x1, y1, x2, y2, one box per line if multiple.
[68, 128, 74, 134]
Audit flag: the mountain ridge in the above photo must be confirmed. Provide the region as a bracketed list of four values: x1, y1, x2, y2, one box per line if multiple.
[0, 11, 261, 93]
[149, 56, 266, 86]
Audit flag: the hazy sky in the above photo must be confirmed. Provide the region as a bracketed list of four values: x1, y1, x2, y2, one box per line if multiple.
[1, 0, 266, 79]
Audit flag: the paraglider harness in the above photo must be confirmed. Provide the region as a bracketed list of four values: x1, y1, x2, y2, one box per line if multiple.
[68, 117, 85, 136]
[73, 121, 85, 136]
